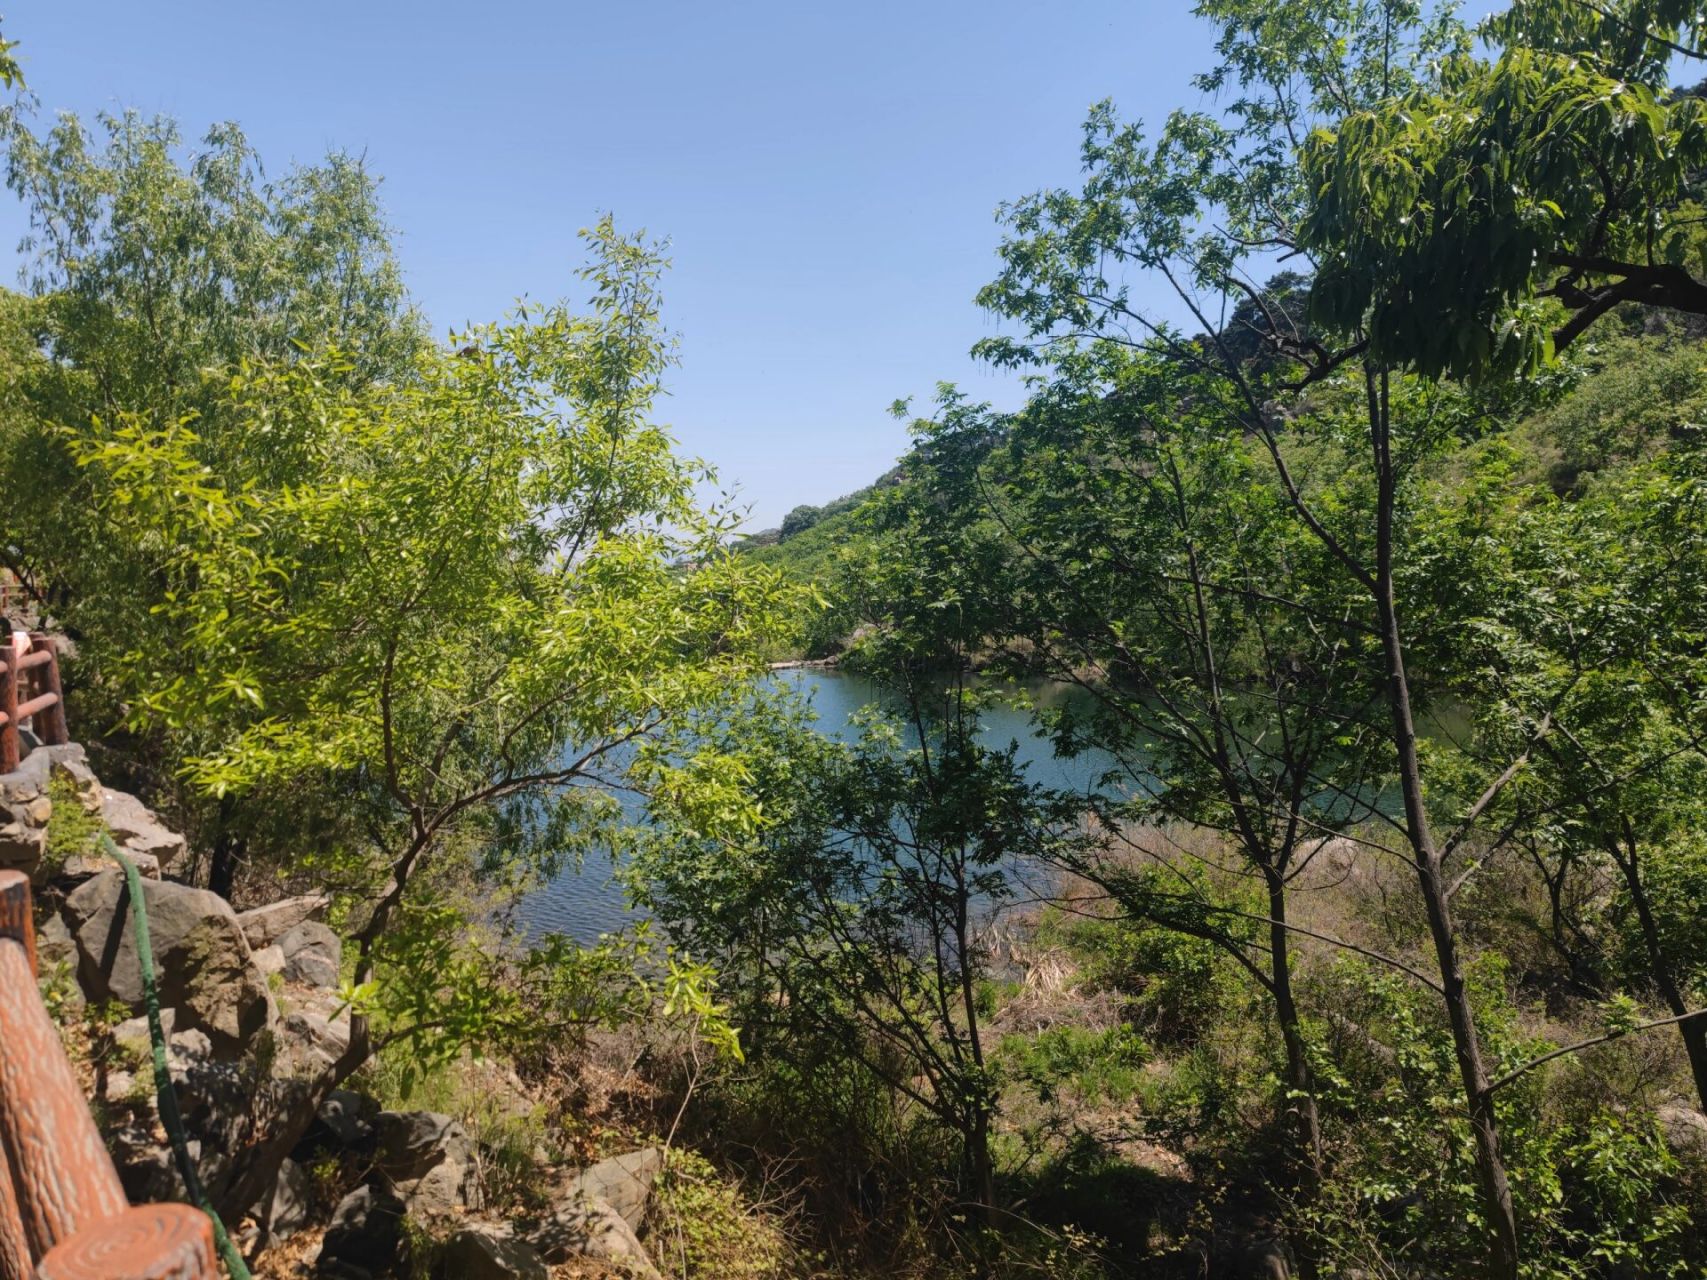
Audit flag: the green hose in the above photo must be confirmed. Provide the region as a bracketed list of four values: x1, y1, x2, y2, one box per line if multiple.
[100, 832, 253, 1280]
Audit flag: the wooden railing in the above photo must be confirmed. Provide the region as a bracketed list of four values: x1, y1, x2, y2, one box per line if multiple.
[1, 634, 68, 774]
[0, 872, 218, 1280]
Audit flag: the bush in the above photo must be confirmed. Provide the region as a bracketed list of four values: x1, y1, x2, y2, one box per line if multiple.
[649, 1148, 795, 1279]
[1000, 1024, 1151, 1107]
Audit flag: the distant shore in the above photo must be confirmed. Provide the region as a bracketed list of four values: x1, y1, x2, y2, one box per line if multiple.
[767, 656, 840, 671]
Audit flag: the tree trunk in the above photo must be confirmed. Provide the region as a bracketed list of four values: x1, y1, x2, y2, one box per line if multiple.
[206, 796, 242, 902]
[968, 1109, 996, 1228]
[1268, 875, 1324, 1192]
[1369, 368, 1520, 1279]
[214, 1016, 371, 1223]
[1613, 836, 1707, 1112]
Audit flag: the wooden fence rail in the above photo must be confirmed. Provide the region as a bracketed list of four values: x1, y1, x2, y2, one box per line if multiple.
[1, 634, 69, 774]
[0, 872, 218, 1279]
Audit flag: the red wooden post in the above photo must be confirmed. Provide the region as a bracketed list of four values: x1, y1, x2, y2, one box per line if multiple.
[0, 646, 15, 774]
[0, 1151, 27, 1280]
[30, 635, 67, 746]
[0, 871, 31, 1280]
[0, 874, 30, 981]
[35, 1204, 217, 1280]
[0, 930, 130, 1258]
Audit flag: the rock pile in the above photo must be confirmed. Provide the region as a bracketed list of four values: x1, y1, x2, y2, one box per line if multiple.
[0, 743, 186, 882]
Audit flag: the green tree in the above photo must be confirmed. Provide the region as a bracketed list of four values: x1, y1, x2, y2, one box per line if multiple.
[964, 2, 1560, 1270]
[76, 222, 792, 1217]
[1301, 0, 1707, 379]
[0, 106, 426, 891]
[879, 356, 1410, 1208]
[638, 623, 1089, 1231]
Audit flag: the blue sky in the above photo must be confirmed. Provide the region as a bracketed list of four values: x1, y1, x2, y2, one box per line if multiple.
[0, 2, 1479, 530]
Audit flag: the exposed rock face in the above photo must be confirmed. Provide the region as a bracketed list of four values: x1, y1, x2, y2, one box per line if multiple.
[374, 1110, 475, 1216]
[566, 1147, 663, 1231]
[317, 1185, 409, 1278]
[440, 1226, 549, 1280]
[64, 869, 270, 1056]
[237, 893, 331, 950]
[524, 1193, 661, 1278]
[279, 919, 341, 988]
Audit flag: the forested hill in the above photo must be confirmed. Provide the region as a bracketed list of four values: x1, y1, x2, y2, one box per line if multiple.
[735, 466, 899, 579]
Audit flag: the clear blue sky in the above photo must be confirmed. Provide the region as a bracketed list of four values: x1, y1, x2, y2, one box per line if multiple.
[0, 2, 1483, 530]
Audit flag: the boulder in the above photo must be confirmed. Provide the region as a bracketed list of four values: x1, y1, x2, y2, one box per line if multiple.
[317, 1088, 377, 1149]
[167, 1057, 250, 1173]
[259, 1156, 312, 1240]
[64, 870, 270, 1057]
[1659, 1103, 1707, 1162]
[36, 909, 78, 971]
[525, 1193, 661, 1277]
[374, 1110, 473, 1217]
[59, 848, 159, 882]
[317, 1184, 408, 1278]
[170, 1027, 214, 1064]
[110, 1122, 192, 1203]
[113, 1008, 176, 1056]
[439, 1226, 548, 1280]
[279, 919, 341, 988]
[238, 894, 331, 950]
[252, 944, 286, 977]
[278, 1010, 351, 1071]
[99, 787, 187, 871]
[567, 1147, 662, 1231]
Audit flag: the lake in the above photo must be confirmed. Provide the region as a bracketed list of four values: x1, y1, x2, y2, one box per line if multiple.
[517, 667, 1115, 942]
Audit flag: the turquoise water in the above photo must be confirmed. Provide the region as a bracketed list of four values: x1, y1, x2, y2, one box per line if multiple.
[518, 668, 1113, 942]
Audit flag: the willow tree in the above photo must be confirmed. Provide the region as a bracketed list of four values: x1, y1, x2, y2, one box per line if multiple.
[0, 104, 427, 893]
[77, 222, 792, 1217]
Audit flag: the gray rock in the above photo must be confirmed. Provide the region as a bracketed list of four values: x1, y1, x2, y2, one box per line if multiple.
[237, 894, 331, 950]
[0, 743, 96, 882]
[169, 1027, 214, 1063]
[568, 1147, 662, 1231]
[113, 1008, 176, 1056]
[99, 787, 187, 870]
[374, 1110, 473, 1217]
[1659, 1103, 1707, 1161]
[252, 943, 286, 977]
[318, 1088, 375, 1148]
[59, 848, 159, 882]
[1239, 1237, 1293, 1279]
[65, 869, 270, 1057]
[279, 1009, 351, 1069]
[526, 1193, 661, 1277]
[279, 919, 341, 988]
[103, 1068, 139, 1105]
[36, 909, 78, 970]
[110, 1122, 192, 1203]
[376, 1110, 463, 1179]
[440, 1227, 548, 1280]
[317, 1184, 408, 1277]
[261, 1156, 312, 1240]
[166, 1057, 250, 1173]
